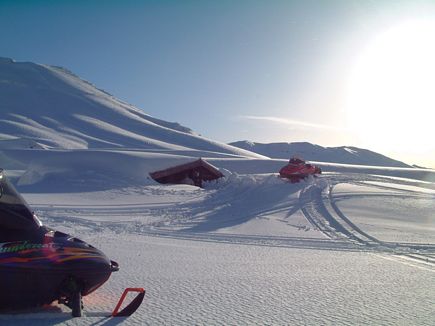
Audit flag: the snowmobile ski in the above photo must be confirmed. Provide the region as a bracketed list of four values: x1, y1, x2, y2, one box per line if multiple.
[111, 288, 146, 317]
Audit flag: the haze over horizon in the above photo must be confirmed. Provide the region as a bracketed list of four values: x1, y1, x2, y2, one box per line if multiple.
[1, 0, 434, 168]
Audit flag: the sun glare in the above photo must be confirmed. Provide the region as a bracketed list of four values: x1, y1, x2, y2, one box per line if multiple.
[346, 20, 435, 153]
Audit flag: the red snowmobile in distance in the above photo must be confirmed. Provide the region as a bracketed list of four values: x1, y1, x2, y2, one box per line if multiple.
[279, 157, 322, 183]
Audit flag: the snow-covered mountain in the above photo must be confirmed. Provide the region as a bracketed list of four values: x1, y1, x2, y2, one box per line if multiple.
[0, 57, 263, 158]
[229, 141, 411, 168]
[1, 57, 418, 168]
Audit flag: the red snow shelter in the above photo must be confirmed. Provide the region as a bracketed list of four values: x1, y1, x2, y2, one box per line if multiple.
[149, 159, 224, 188]
[279, 157, 321, 183]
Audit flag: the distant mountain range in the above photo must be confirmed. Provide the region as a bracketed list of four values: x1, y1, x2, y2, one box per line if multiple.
[0, 57, 262, 158]
[229, 141, 411, 168]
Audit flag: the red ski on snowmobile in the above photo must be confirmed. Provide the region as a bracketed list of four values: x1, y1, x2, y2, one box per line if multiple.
[279, 157, 321, 183]
[0, 169, 145, 317]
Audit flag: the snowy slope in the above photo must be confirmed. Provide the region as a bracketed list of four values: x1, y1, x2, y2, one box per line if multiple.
[0, 57, 263, 158]
[230, 140, 411, 167]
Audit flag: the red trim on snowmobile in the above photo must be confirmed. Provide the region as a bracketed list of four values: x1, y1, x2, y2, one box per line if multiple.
[112, 288, 145, 317]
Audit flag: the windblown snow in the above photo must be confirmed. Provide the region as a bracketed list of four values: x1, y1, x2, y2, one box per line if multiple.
[0, 58, 434, 325]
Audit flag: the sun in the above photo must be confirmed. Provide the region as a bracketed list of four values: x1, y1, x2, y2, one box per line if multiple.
[345, 20, 435, 154]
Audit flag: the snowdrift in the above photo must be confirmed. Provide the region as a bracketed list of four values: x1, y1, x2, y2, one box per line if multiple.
[2, 148, 434, 193]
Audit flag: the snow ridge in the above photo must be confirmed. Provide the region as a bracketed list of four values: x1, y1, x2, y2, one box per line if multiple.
[0, 58, 263, 158]
[229, 141, 411, 167]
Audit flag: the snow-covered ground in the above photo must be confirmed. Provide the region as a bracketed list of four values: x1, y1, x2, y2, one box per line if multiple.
[1, 165, 433, 325]
[333, 181, 435, 243]
[0, 141, 434, 326]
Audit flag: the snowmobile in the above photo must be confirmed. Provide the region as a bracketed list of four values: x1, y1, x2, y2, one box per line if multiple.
[279, 157, 322, 183]
[0, 169, 144, 317]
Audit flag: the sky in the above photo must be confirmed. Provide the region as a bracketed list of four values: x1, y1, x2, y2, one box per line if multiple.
[0, 0, 434, 168]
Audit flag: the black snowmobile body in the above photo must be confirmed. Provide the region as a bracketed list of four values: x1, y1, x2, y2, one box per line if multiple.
[0, 169, 118, 316]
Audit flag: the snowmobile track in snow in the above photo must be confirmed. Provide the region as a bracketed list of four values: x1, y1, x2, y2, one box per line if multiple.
[299, 182, 364, 244]
[38, 212, 368, 253]
[31, 173, 434, 270]
[299, 179, 435, 271]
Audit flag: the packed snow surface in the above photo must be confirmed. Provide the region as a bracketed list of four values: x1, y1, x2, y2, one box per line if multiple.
[0, 158, 434, 325]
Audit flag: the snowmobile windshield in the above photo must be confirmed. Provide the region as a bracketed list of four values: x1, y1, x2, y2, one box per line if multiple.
[0, 170, 41, 230]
